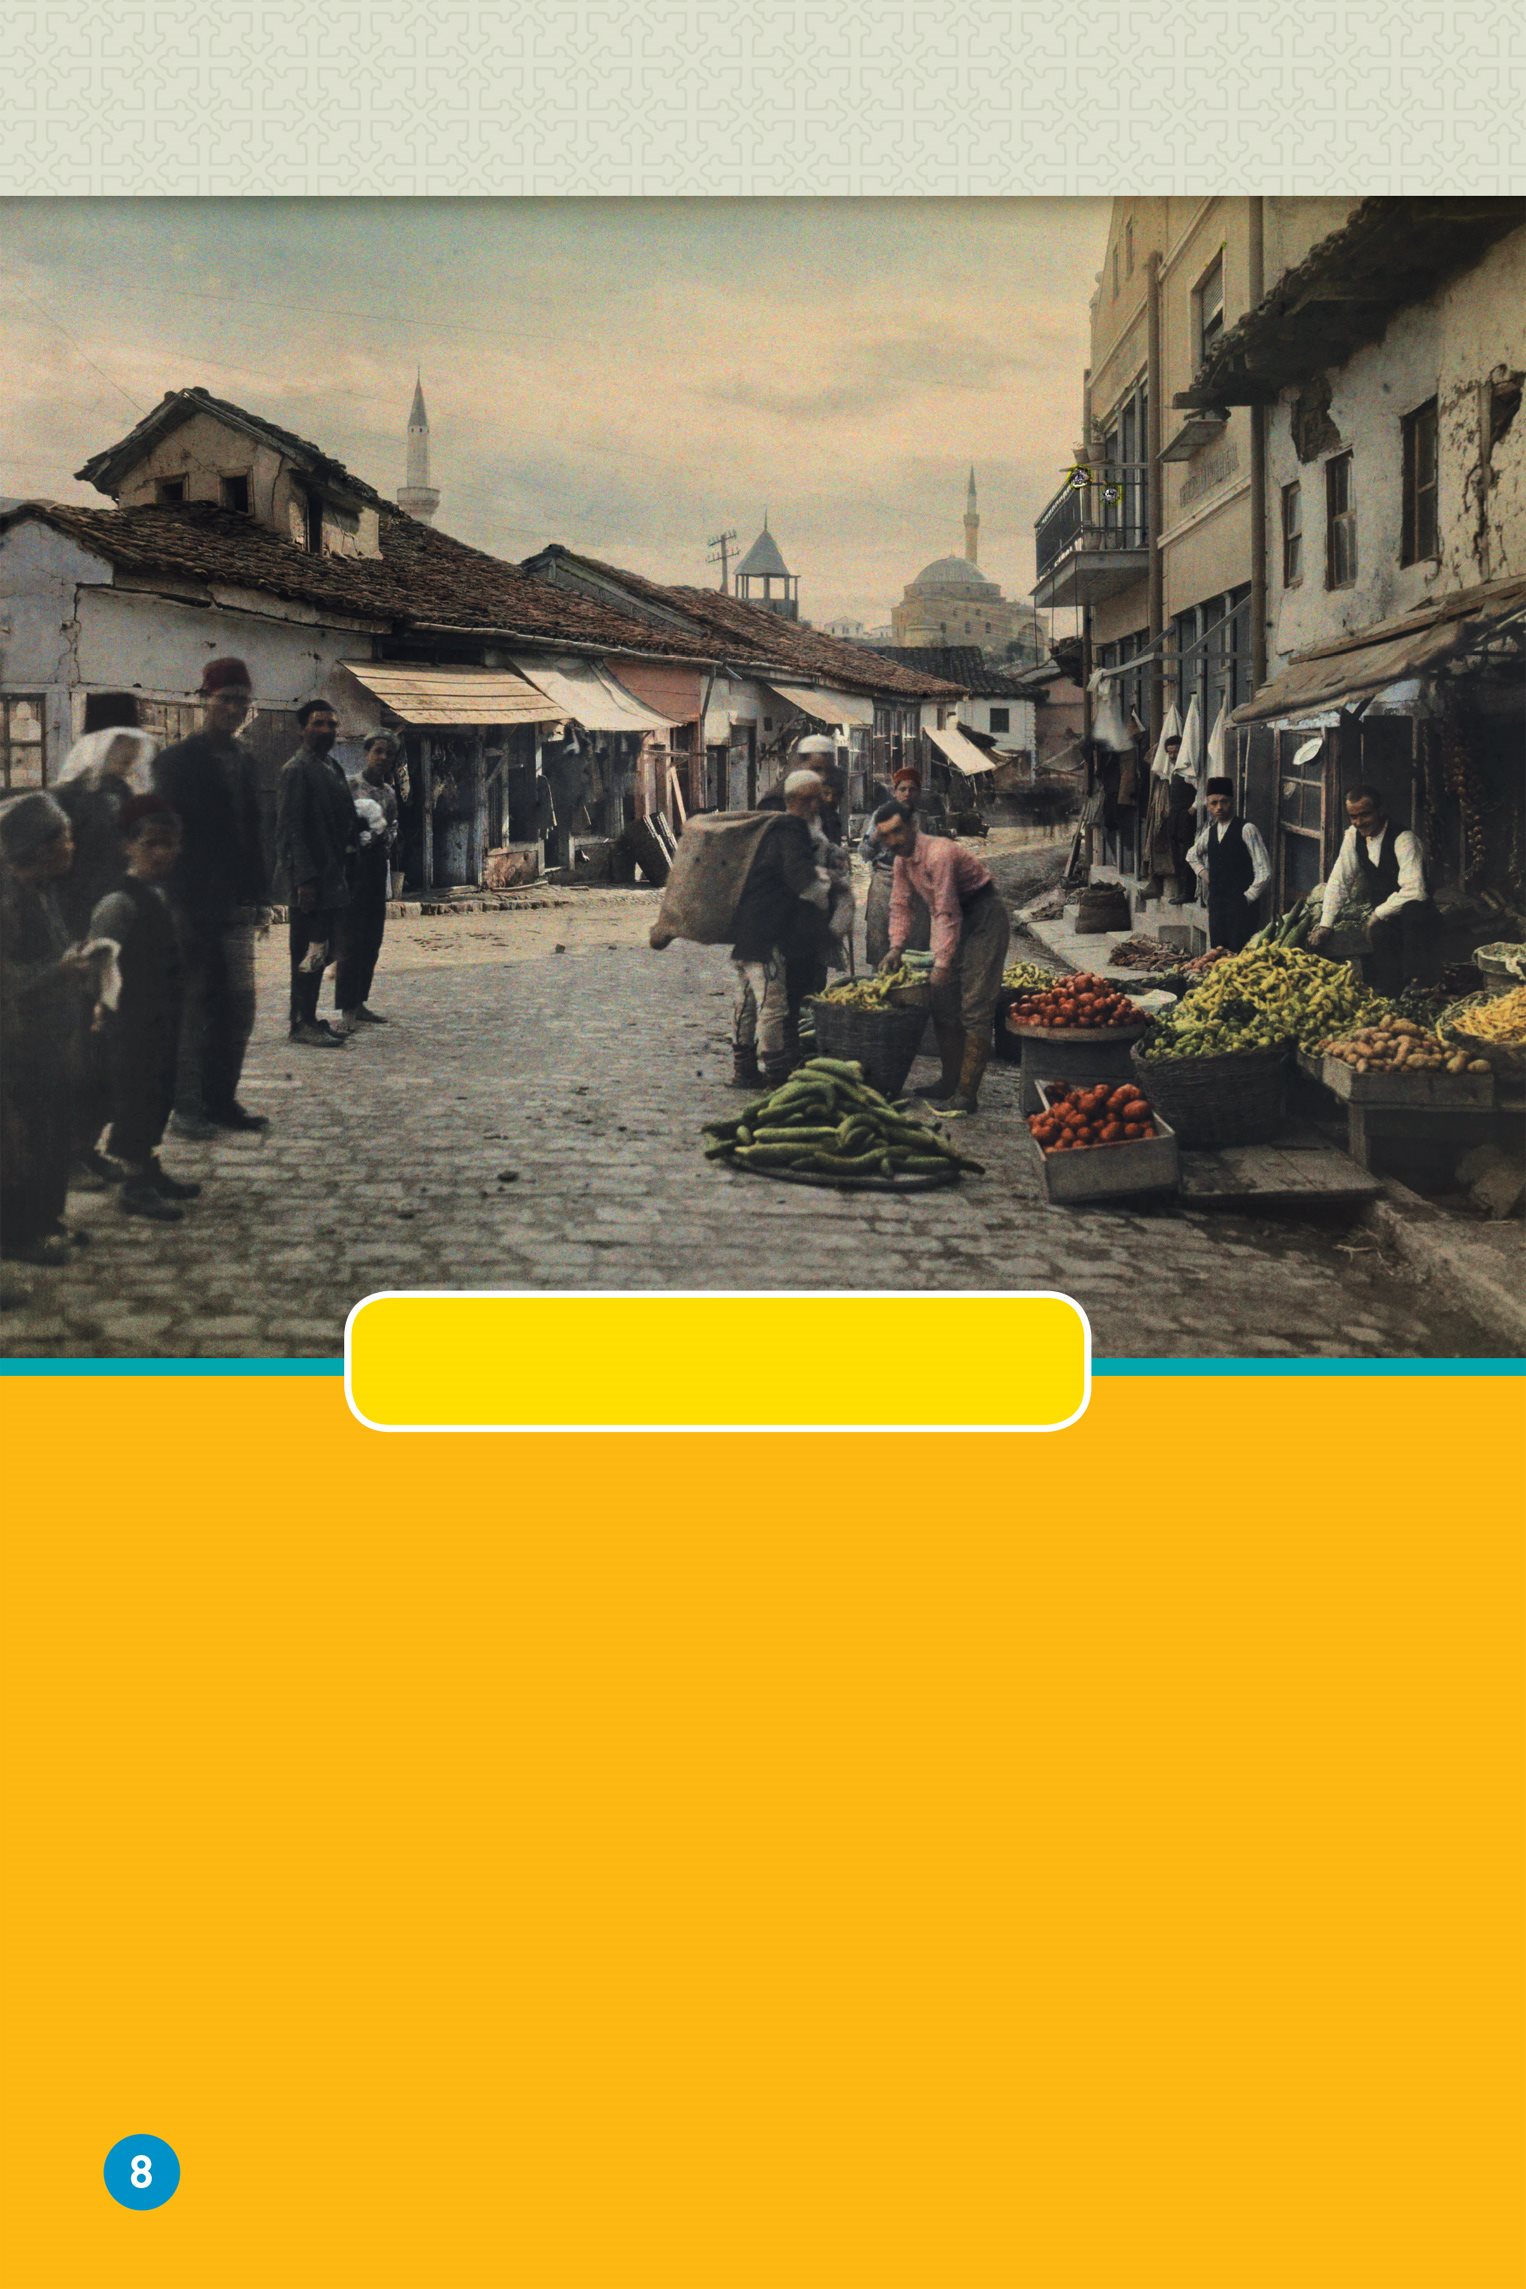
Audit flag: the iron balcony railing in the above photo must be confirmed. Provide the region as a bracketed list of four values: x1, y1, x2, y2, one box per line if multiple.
[1035, 462, 1150, 577]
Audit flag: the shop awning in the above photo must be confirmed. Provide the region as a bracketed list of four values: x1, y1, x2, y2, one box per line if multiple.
[927, 722, 997, 777]
[511, 654, 683, 734]
[766, 681, 876, 728]
[1231, 574, 1526, 724]
[340, 662, 554, 726]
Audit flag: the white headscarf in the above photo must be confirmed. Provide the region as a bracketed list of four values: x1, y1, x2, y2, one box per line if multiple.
[55, 727, 158, 792]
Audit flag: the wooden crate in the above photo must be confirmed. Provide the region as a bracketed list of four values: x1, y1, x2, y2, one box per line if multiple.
[1311, 1052, 1494, 1108]
[1025, 1084, 1180, 1205]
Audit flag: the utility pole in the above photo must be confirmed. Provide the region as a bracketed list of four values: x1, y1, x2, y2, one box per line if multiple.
[707, 528, 737, 592]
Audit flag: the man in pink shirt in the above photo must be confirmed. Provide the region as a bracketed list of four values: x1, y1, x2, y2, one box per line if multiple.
[874, 798, 1010, 1113]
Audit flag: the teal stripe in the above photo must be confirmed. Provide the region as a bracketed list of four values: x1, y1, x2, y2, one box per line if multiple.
[0, 1356, 1517, 1379]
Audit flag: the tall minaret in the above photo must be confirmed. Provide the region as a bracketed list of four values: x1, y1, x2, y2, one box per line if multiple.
[964, 464, 979, 565]
[397, 375, 441, 525]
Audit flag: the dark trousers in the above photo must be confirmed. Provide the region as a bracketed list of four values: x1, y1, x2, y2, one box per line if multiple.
[1, 1081, 72, 1251]
[1367, 902, 1441, 999]
[176, 915, 256, 1119]
[334, 851, 389, 1012]
[105, 1020, 177, 1168]
[288, 904, 343, 1028]
[1208, 891, 1258, 953]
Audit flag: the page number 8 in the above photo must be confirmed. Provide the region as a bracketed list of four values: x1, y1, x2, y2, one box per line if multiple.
[130, 2155, 153, 2188]
[104, 2134, 179, 2210]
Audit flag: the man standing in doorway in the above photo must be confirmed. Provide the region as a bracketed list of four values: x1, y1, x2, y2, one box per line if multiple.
[153, 657, 270, 1137]
[276, 700, 357, 1048]
[1189, 776, 1270, 952]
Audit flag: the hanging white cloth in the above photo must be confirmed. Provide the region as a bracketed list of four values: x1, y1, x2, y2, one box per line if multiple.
[1087, 671, 1134, 754]
[1149, 703, 1182, 780]
[1174, 694, 1203, 782]
[1205, 697, 1229, 781]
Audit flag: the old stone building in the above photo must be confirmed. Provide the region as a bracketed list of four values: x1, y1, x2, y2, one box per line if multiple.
[891, 469, 1041, 658]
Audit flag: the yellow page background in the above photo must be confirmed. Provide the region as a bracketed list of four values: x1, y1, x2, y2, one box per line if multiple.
[2, 1375, 1521, 2289]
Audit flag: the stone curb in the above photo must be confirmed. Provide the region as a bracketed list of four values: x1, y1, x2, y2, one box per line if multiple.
[1363, 1180, 1526, 1354]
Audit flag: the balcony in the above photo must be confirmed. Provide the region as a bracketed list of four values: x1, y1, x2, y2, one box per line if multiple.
[1032, 462, 1150, 610]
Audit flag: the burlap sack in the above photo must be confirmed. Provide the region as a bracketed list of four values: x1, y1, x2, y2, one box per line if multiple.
[649, 812, 781, 948]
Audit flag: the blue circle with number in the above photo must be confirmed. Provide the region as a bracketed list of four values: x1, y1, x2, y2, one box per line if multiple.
[103, 2134, 180, 2211]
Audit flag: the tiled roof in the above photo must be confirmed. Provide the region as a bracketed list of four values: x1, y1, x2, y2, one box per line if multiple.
[0, 499, 703, 657]
[867, 644, 1053, 696]
[523, 546, 963, 698]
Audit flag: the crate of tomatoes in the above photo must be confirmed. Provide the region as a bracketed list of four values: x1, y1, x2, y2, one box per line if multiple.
[1024, 1078, 1180, 1205]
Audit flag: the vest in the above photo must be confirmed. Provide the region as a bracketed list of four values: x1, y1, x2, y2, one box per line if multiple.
[1353, 825, 1403, 903]
[1206, 815, 1254, 898]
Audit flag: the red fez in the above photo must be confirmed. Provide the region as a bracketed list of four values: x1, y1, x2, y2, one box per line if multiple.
[891, 765, 922, 789]
[200, 657, 252, 696]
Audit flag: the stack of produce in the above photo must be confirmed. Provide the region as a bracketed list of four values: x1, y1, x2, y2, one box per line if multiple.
[1182, 947, 1230, 980]
[1106, 936, 1187, 973]
[1001, 959, 1061, 992]
[703, 1058, 982, 1182]
[1027, 1080, 1158, 1154]
[1448, 983, 1526, 1048]
[1141, 943, 1386, 1059]
[817, 960, 922, 1009]
[1246, 885, 1327, 951]
[1320, 1015, 1489, 1075]
[1007, 973, 1143, 1030]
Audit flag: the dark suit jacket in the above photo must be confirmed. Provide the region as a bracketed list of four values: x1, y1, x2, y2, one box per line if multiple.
[152, 732, 268, 932]
[276, 749, 357, 909]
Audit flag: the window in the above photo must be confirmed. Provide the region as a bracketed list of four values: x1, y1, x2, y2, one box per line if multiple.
[155, 477, 185, 505]
[0, 694, 46, 789]
[1325, 451, 1356, 588]
[221, 473, 251, 514]
[1112, 241, 1120, 298]
[1125, 216, 1135, 276]
[989, 708, 1010, 734]
[1281, 481, 1303, 584]
[1195, 253, 1225, 363]
[1401, 398, 1439, 564]
[304, 492, 324, 552]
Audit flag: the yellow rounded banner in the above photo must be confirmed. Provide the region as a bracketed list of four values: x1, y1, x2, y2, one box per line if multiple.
[346, 1288, 1090, 1431]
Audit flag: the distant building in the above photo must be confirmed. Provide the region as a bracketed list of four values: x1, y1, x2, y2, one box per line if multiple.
[822, 617, 865, 639]
[397, 376, 441, 525]
[733, 517, 799, 620]
[891, 468, 1041, 656]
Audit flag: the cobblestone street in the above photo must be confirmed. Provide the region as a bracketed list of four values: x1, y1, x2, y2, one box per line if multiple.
[0, 839, 1502, 1360]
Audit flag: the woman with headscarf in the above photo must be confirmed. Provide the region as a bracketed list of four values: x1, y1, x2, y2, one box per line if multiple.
[0, 793, 100, 1265]
[53, 721, 157, 938]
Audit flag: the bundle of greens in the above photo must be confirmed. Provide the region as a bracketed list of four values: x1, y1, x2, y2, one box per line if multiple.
[703, 1058, 982, 1183]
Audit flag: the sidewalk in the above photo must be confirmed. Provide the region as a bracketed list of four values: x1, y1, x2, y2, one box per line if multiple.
[1364, 1183, 1526, 1353]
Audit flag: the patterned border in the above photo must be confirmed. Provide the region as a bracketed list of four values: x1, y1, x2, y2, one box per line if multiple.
[2, 0, 1524, 196]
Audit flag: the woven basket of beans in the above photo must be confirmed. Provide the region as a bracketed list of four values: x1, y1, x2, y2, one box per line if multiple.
[808, 998, 928, 1099]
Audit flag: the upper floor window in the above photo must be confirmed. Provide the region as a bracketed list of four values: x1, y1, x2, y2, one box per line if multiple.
[221, 473, 251, 515]
[155, 477, 186, 505]
[1325, 452, 1357, 588]
[1401, 398, 1439, 564]
[1195, 253, 1225, 364]
[1281, 480, 1303, 585]
[304, 491, 324, 553]
[0, 694, 46, 790]
[989, 707, 1010, 734]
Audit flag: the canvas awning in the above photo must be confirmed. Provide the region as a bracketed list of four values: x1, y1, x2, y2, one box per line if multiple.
[511, 654, 682, 734]
[340, 662, 554, 726]
[766, 681, 876, 728]
[1231, 575, 1526, 724]
[927, 722, 997, 777]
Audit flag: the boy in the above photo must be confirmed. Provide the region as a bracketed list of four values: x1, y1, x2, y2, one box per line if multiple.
[89, 796, 202, 1223]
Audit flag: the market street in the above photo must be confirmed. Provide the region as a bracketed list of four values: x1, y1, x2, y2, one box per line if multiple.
[0, 841, 1501, 1361]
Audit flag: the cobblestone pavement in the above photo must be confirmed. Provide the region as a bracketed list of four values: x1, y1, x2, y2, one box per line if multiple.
[0, 837, 1500, 1359]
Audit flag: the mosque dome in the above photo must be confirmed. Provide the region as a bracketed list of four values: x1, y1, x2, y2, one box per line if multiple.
[908, 553, 996, 592]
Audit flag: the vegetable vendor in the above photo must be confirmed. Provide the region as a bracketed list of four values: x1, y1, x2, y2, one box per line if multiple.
[873, 797, 1010, 1114]
[731, 770, 832, 1088]
[1189, 775, 1270, 952]
[1309, 784, 1439, 997]
[860, 765, 930, 969]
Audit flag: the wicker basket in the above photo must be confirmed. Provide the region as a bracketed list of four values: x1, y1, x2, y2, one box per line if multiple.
[808, 997, 929, 1098]
[1129, 1040, 1290, 1146]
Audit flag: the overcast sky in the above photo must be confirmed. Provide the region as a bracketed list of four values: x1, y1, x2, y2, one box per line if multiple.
[0, 197, 1107, 627]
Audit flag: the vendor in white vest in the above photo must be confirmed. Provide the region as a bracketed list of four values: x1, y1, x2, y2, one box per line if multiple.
[1310, 784, 1439, 997]
[1189, 776, 1270, 952]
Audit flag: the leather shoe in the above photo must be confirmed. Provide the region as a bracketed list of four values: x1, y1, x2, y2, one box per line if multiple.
[211, 1103, 269, 1131]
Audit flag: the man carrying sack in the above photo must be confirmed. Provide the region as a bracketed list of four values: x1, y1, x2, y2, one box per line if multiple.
[873, 797, 1009, 1115]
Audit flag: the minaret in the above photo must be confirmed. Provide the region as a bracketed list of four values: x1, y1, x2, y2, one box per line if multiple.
[397, 376, 440, 525]
[964, 465, 979, 565]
